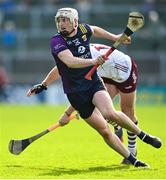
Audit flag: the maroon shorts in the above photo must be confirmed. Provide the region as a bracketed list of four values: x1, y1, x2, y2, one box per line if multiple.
[102, 59, 138, 93]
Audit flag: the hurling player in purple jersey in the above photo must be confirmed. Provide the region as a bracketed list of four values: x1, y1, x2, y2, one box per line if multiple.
[27, 8, 162, 168]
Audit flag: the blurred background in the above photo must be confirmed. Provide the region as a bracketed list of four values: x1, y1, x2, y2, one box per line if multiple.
[0, 0, 166, 104]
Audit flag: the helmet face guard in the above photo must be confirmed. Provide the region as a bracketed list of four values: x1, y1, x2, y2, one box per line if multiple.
[55, 8, 78, 36]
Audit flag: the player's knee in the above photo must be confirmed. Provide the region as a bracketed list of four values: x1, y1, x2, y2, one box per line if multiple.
[99, 126, 112, 139]
[104, 110, 118, 121]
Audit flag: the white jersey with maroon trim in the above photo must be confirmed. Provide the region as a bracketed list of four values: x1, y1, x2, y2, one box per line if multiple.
[90, 44, 132, 83]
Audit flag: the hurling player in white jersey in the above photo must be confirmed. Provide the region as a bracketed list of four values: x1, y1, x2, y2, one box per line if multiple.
[91, 44, 138, 164]
[27, 43, 139, 164]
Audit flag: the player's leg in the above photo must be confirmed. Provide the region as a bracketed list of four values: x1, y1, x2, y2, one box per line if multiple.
[104, 83, 123, 141]
[120, 90, 137, 156]
[93, 90, 161, 148]
[117, 59, 138, 159]
[105, 83, 118, 99]
[67, 87, 148, 167]
[93, 90, 139, 133]
[105, 83, 138, 163]
[119, 90, 138, 164]
[85, 107, 148, 167]
[85, 108, 129, 157]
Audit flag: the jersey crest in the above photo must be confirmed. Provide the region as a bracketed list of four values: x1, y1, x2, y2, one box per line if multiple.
[82, 34, 87, 41]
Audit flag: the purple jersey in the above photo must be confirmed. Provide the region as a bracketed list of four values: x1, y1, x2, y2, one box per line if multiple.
[50, 23, 100, 93]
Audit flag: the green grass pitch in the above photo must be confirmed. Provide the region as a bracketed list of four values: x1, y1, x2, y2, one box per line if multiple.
[0, 104, 166, 179]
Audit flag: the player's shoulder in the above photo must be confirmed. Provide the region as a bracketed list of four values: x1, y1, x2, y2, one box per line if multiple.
[79, 23, 90, 28]
[78, 23, 92, 34]
[51, 33, 65, 41]
[50, 33, 67, 52]
[50, 33, 66, 45]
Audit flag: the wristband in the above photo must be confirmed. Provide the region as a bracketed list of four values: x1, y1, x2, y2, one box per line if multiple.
[42, 82, 47, 88]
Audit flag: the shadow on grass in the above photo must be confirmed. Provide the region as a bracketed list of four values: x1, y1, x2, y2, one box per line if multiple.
[6, 164, 152, 177]
[39, 165, 130, 176]
[6, 165, 23, 168]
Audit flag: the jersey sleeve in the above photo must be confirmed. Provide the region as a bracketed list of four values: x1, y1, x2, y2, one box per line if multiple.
[84, 24, 93, 36]
[50, 35, 68, 55]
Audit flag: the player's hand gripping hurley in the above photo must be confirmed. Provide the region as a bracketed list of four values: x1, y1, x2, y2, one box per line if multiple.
[8, 113, 79, 155]
[85, 12, 144, 80]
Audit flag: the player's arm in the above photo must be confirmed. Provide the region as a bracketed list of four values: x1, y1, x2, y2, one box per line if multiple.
[42, 66, 60, 87]
[57, 49, 105, 68]
[27, 66, 60, 96]
[59, 105, 76, 126]
[91, 26, 131, 44]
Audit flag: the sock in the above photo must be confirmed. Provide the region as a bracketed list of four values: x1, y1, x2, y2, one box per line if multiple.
[109, 120, 121, 130]
[138, 131, 161, 148]
[127, 153, 137, 165]
[127, 121, 138, 156]
[137, 131, 151, 144]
